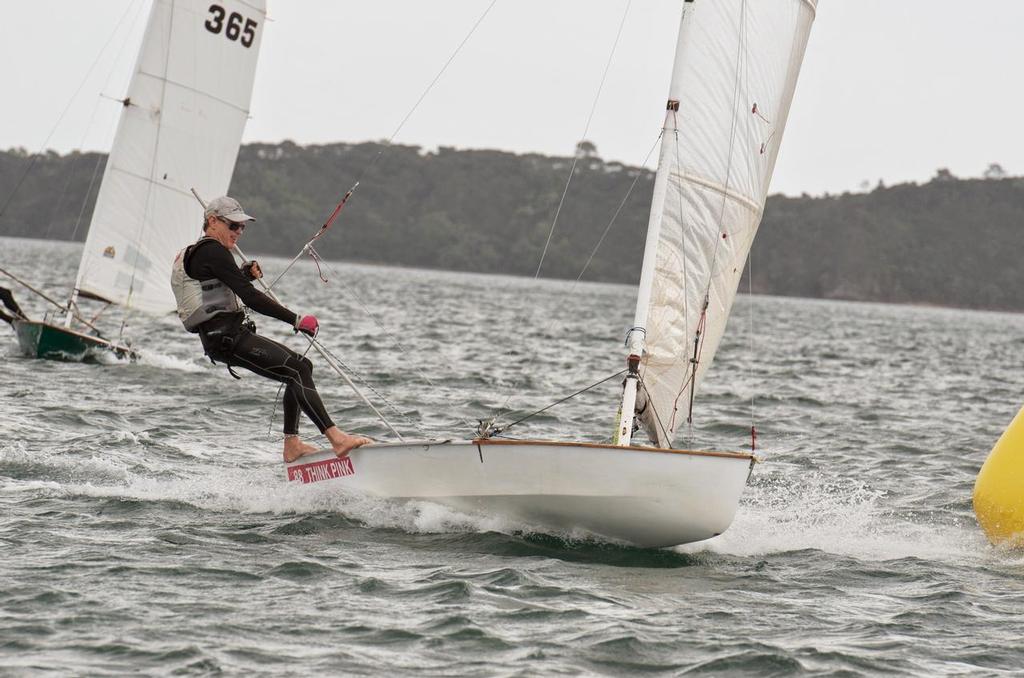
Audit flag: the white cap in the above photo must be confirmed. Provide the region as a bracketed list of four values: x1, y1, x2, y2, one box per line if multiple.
[204, 196, 255, 223]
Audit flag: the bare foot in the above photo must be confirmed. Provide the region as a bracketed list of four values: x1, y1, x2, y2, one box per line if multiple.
[283, 436, 320, 463]
[325, 426, 373, 459]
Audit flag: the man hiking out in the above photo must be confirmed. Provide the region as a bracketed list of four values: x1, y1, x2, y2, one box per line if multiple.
[170, 196, 371, 462]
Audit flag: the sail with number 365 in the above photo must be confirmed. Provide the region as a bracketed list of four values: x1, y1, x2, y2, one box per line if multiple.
[11, 0, 266, 360]
[72, 0, 266, 315]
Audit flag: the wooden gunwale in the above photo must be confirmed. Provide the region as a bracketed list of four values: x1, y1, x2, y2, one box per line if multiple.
[474, 438, 755, 461]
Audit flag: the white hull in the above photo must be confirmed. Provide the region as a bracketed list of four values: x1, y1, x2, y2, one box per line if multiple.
[285, 439, 755, 548]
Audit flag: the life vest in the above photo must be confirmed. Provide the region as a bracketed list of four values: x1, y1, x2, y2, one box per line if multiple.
[170, 237, 241, 332]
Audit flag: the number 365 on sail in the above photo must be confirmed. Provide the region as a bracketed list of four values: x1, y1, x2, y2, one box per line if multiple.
[204, 4, 258, 48]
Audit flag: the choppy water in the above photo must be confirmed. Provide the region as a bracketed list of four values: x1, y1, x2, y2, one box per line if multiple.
[2, 235, 1024, 676]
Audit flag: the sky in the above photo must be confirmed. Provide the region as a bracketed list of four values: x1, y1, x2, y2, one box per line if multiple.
[1, 0, 1022, 197]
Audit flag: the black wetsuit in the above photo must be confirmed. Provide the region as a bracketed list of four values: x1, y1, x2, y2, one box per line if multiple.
[184, 240, 335, 435]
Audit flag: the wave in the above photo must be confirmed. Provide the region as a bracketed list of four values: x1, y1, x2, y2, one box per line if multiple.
[685, 469, 991, 564]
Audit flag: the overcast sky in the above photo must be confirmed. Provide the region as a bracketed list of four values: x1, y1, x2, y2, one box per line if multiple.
[2, 1, 1021, 197]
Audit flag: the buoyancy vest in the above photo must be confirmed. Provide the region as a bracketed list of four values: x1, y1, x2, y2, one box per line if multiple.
[170, 237, 241, 333]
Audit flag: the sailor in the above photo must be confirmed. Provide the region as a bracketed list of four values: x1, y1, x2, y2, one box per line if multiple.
[171, 196, 371, 463]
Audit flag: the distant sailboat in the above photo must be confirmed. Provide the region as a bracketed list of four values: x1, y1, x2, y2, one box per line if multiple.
[8, 0, 265, 361]
[286, 0, 818, 547]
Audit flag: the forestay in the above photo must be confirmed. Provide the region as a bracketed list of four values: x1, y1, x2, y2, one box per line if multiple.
[74, 0, 266, 315]
[630, 0, 817, 447]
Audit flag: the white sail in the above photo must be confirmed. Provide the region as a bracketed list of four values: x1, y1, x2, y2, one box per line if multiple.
[629, 0, 817, 447]
[74, 0, 266, 315]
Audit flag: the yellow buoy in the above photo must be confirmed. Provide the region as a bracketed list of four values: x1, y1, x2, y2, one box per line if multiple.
[974, 405, 1024, 546]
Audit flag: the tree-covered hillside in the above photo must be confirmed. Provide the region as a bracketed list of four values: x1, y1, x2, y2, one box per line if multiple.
[2, 143, 1022, 311]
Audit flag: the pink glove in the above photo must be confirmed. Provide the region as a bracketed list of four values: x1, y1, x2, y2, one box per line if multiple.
[295, 314, 319, 337]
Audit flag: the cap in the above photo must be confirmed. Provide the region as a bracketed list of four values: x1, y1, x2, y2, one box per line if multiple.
[204, 196, 255, 223]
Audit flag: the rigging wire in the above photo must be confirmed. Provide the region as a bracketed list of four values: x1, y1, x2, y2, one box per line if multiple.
[533, 0, 634, 279]
[70, 155, 107, 243]
[253, 2, 503, 437]
[380, 0, 500, 166]
[487, 2, 640, 428]
[0, 0, 143, 221]
[491, 132, 661, 426]
[308, 340, 430, 436]
[45, 0, 148, 242]
[234, 1, 502, 301]
[274, 253, 478, 435]
[265, 334, 428, 441]
[488, 369, 626, 437]
[571, 136, 661, 290]
[257, 2, 668, 442]
[305, 0, 502, 227]
[213, 228, 407, 440]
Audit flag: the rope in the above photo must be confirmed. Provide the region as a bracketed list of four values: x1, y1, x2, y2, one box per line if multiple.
[534, 0, 634, 279]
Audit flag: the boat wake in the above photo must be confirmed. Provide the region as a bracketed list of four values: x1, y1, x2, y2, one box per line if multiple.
[687, 470, 989, 564]
[0, 440, 563, 540]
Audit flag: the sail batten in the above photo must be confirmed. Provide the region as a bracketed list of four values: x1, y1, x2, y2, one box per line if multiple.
[622, 0, 817, 448]
[74, 0, 266, 316]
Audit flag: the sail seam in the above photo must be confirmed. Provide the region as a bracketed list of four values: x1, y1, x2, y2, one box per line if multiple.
[669, 170, 763, 215]
[104, 165, 200, 199]
[135, 70, 252, 115]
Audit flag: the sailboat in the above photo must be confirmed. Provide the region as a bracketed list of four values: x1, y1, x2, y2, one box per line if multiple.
[285, 0, 818, 548]
[8, 0, 265, 361]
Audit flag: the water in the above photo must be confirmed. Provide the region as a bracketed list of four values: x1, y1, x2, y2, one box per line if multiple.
[2, 236, 1024, 676]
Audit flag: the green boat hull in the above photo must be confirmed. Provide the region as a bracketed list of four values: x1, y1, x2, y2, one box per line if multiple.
[12, 320, 136, 362]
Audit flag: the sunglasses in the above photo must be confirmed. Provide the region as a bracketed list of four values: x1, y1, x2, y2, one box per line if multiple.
[218, 217, 245, 233]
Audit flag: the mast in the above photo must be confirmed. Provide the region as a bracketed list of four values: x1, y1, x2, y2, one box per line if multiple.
[615, 1, 698, 447]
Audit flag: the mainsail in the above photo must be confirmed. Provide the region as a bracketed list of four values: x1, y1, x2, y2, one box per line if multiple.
[74, 0, 266, 315]
[623, 0, 817, 448]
